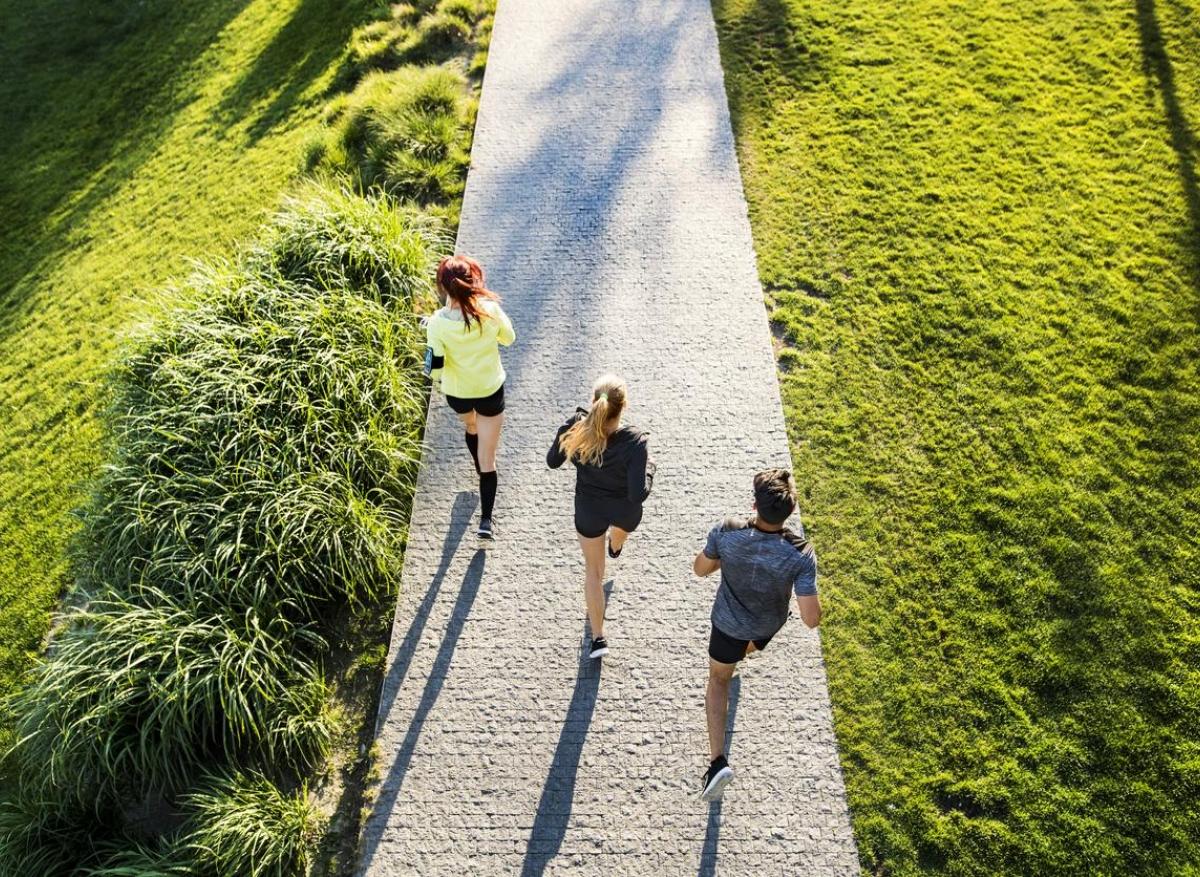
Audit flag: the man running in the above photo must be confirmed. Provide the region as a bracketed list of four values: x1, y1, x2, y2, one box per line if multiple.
[692, 468, 822, 801]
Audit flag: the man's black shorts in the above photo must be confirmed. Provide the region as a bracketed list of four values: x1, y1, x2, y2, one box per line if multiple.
[445, 383, 505, 417]
[708, 624, 775, 665]
[574, 494, 643, 539]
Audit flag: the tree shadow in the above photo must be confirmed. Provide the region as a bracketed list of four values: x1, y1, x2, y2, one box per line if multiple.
[1135, 0, 1200, 269]
[0, 0, 256, 342]
[356, 537, 486, 875]
[211, 0, 377, 143]
[698, 675, 741, 877]
[518, 582, 612, 877]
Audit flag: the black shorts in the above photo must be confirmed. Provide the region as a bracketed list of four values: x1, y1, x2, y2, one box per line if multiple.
[708, 624, 775, 665]
[574, 494, 643, 539]
[445, 383, 505, 417]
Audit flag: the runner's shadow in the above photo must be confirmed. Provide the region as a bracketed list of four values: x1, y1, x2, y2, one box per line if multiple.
[519, 583, 611, 877]
[372, 490, 476, 726]
[699, 676, 741, 877]
[357, 523, 485, 875]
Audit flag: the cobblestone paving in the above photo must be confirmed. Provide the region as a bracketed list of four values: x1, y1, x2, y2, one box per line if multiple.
[358, 0, 860, 873]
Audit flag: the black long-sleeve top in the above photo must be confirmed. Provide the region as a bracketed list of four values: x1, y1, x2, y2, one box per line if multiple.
[547, 409, 653, 503]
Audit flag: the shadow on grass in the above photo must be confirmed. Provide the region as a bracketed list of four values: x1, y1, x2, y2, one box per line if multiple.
[699, 676, 741, 877]
[1136, 0, 1200, 269]
[0, 0, 254, 341]
[211, 0, 377, 143]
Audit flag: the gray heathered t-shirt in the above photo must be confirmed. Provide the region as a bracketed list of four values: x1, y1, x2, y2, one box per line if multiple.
[703, 517, 818, 641]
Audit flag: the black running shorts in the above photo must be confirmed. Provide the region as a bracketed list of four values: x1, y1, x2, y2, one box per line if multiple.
[708, 624, 775, 665]
[574, 494, 643, 539]
[445, 383, 505, 417]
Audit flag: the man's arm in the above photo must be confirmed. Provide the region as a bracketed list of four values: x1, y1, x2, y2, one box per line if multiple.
[795, 594, 821, 628]
[693, 550, 720, 577]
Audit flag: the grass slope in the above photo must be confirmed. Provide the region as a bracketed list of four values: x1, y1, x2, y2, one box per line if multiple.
[0, 0, 379, 711]
[712, 0, 1199, 873]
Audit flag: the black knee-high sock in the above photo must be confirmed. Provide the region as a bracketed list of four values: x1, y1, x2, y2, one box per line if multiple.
[479, 471, 498, 520]
[465, 432, 481, 474]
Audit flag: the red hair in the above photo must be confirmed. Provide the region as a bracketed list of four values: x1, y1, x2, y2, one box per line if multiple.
[436, 255, 499, 331]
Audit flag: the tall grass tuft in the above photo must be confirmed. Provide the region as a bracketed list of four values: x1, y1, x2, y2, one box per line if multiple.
[0, 795, 98, 876]
[252, 182, 446, 307]
[8, 590, 331, 805]
[2, 182, 444, 870]
[306, 67, 472, 205]
[181, 772, 323, 877]
[79, 197, 438, 614]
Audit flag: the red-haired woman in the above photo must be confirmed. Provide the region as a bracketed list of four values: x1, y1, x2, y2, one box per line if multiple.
[425, 255, 516, 541]
[547, 374, 654, 658]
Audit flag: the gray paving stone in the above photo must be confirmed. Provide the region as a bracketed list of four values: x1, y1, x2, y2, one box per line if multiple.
[357, 0, 860, 873]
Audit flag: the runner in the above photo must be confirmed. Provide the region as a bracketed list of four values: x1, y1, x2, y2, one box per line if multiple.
[425, 254, 515, 542]
[692, 468, 822, 801]
[547, 374, 654, 659]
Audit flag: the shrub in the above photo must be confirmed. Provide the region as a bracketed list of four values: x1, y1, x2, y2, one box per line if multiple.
[405, 11, 472, 63]
[79, 241, 433, 613]
[307, 67, 470, 204]
[437, 0, 489, 26]
[80, 843, 191, 877]
[181, 772, 323, 877]
[8, 591, 331, 805]
[252, 182, 446, 307]
[0, 796, 94, 876]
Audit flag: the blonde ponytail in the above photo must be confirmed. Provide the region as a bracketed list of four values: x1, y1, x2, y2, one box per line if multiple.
[560, 375, 627, 466]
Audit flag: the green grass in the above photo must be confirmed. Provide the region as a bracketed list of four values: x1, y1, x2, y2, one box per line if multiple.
[712, 0, 1199, 874]
[1, 0, 492, 870]
[0, 0, 383, 714]
[2, 186, 444, 872]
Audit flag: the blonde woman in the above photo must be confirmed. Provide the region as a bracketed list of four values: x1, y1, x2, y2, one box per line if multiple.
[547, 375, 654, 658]
[425, 255, 516, 541]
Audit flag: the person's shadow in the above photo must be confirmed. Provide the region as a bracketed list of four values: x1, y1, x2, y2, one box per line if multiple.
[698, 676, 742, 877]
[519, 583, 611, 876]
[356, 492, 485, 875]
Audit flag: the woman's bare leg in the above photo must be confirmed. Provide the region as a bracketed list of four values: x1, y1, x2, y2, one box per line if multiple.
[474, 412, 504, 473]
[609, 525, 630, 554]
[578, 534, 607, 638]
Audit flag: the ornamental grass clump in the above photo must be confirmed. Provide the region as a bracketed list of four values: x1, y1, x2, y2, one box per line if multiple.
[180, 772, 322, 877]
[79, 220, 436, 614]
[8, 590, 331, 807]
[2, 184, 443, 871]
[252, 183, 445, 307]
[306, 66, 472, 205]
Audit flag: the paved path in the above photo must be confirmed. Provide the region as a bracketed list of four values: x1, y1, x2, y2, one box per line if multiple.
[358, 1, 860, 873]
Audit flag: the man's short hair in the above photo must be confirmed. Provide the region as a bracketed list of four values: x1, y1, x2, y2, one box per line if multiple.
[753, 468, 796, 524]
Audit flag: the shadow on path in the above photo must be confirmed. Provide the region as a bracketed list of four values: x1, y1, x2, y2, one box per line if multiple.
[519, 582, 612, 877]
[699, 676, 741, 877]
[372, 490, 476, 727]
[357, 497, 483, 875]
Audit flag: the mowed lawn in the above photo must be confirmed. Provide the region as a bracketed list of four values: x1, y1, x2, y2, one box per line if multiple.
[712, 0, 1199, 874]
[0, 0, 378, 714]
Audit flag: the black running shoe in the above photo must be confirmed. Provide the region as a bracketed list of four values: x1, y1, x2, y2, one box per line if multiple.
[477, 517, 494, 543]
[606, 537, 623, 559]
[588, 636, 609, 659]
[700, 755, 734, 802]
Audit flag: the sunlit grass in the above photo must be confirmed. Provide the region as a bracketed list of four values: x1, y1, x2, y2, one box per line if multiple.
[713, 0, 1200, 873]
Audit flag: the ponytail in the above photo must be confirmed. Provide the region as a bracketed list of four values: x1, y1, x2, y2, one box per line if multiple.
[559, 375, 627, 466]
[436, 255, 499, 331]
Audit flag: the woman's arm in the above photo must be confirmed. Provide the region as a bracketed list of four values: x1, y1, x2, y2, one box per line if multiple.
[494, 304, 516, 346]
[424, 318, 444, 379]
[547, 419, 572, 468]
[627, 437, 652, 502]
